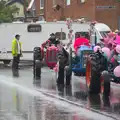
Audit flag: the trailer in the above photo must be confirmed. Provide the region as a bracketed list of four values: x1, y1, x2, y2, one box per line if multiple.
[0, 21, 111, 64]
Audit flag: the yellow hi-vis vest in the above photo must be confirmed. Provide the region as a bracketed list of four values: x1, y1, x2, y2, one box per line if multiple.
[12, 38, 22, 56]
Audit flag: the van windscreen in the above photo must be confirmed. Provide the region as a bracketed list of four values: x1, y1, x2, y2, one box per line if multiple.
[100, 31, 110, 38]
[75, 32, 90, 40]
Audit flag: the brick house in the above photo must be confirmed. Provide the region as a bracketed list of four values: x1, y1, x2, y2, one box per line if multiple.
[44, 0, 120, 30]
[6, 0, 25, 18]
[27, 0, 44, 20]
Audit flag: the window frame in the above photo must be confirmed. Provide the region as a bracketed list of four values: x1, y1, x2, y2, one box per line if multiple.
[80, 0, 86, 3]
[40, 0, 44, 9]
[53, 0, 56, 7]
[66, 0, 71, 6]
[55, 32, 66, 40]
[75, 32, 90, 40]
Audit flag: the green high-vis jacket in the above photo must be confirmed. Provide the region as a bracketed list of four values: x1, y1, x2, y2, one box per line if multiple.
[12, 38, 22, 56]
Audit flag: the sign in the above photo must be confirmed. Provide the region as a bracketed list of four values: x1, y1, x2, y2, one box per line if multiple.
[27, 24, 41, 32]
[96, 6, 116, 10]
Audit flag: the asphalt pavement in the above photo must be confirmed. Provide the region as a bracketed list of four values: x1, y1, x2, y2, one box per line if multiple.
[0, 64, 120, 120]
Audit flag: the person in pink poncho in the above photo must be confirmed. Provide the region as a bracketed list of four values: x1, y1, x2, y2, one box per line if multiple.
[109, 45, 120, 69]
[114, 31, 120, 45]
[74, 34, 90, 53]
[103, 32, 115, 50]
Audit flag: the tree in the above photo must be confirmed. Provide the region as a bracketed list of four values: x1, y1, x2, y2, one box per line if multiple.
[0, 0, 19, 23]
[116, 0, 120, 2]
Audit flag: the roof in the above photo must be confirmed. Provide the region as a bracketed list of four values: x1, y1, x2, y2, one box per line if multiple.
[6, 0, 24, 5]
[27, 0, 34, 11]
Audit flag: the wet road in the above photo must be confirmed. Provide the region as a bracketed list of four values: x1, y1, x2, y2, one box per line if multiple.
[0, 64, 120, 120]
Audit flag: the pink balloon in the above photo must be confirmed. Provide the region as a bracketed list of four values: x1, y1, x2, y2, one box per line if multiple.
[115, 45, 120, 54]
[114, 66, 120, 77]
[53, 64, 59, 72]
[93, 46, 101, 52]
[94, 46, 101, 53]
[102, 47, 111, 58]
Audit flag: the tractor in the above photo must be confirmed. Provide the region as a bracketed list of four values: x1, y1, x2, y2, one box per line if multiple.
[33, 45, 59, 79]
[86, 46, 120, 96]
[72, 45, 93, 76]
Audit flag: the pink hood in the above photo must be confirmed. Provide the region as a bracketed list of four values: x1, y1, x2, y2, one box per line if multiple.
[114, 35, 120, 45]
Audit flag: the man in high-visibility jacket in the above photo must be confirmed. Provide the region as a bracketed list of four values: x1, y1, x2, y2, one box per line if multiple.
[12, 34, 22, 70]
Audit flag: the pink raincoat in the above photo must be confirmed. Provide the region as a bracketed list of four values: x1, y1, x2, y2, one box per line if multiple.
[103, 32, 114, 48]
[114, 35, 120, 45]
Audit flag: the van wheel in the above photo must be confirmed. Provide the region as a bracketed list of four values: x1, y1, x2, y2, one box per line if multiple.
[3, 60, 11, 65]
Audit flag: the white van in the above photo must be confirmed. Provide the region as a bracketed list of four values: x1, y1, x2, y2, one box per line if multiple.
[0, 21, 111, 62]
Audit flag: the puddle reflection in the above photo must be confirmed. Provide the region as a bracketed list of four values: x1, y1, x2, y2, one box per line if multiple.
[57, 84, 72, 97]
[12, 68, 19, 77]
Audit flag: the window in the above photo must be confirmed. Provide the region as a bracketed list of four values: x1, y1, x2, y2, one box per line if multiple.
[100, 31, 110, 38]
[27, 24, 42, 32]
[75, 32, 90, 40]
[40, 0, 44, 9]
[53, 0, 56, 7]
[55, 32, 66, 40]
[80, 0, 86, 3]
[66, 0, 71, 6]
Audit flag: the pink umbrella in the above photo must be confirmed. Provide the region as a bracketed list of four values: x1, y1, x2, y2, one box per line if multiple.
[74, 37, 90, 52]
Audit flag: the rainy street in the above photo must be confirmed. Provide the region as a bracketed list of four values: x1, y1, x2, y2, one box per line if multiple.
[1, 0, 120, 119]
[0, 63, 120, 120]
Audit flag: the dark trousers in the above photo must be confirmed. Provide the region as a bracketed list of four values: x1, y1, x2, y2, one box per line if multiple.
[57, 67, 65, 85]
[57, 67, 72, 85]
[66, 74, 72, 85]
[12, 54, 20, 69]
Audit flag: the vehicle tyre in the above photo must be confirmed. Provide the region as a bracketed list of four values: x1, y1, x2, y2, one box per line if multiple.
[69, 47, 72, 67]
[66, 47, 72, 85]
[3, 60, 11, 65]
[101, 71, 110, 96]
[33, 47, 42, 79]
[86, 53, 107, 94]
[74, 72, 81, 76]
[34, 60, 41, 79]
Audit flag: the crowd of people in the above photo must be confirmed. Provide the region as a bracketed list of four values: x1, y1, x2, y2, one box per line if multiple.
[94, 30, 120, 78]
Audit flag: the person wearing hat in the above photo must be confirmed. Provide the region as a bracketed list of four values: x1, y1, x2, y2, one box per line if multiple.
[114, 31, 120, 45]
[115, 29, 119, 34]
[109, 45, 120, 69]
[49, 33, 59, 45]
[12, 34, 22, 70]
[57, 46, 72, 86]
[42, 33, 59, 48]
